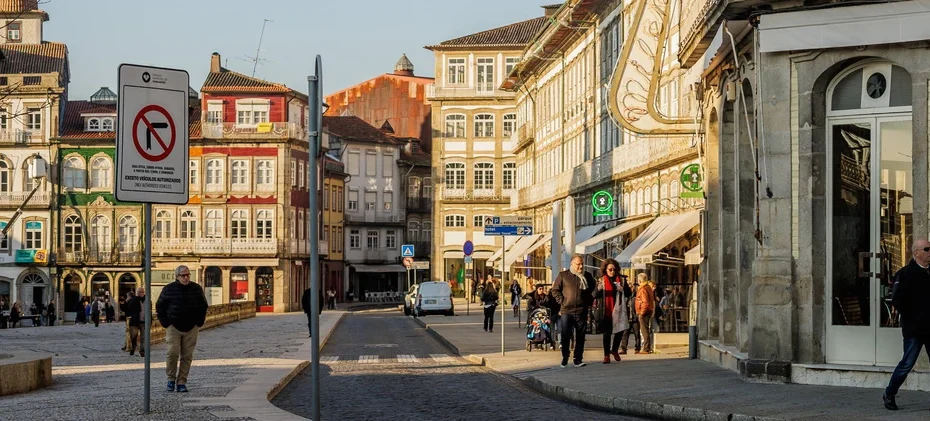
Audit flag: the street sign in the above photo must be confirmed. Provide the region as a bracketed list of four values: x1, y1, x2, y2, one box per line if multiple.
[680, 163, 704, 199]
[494, 215, 532, 225]
[412, 261, 430, 270]
[463, 240, 474, 256]
[402, 257, 414, 268]
[484, 225, 534, 236]
[401, 244, 415, 257]
[115, 64, 190, 204]
[592, 190, 613, 216]
[464, 256, 473, 264]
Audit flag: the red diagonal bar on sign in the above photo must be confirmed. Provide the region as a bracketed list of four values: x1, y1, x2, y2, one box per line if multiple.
[140, 114, 169, 152]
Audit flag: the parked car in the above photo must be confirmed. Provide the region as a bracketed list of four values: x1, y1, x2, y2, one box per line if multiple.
[403, 284, 419, 316]
[412, 282, 454, 317]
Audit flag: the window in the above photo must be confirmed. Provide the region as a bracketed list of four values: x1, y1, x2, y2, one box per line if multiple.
[447, 58, 465, 84]
[298, 210, 305, 240]
[0, 161, 9, 192]
[474, 162, 494, 190]
[365, 152, 376, 176]
[231, 210, 248, 239]
[236, 99, 270, 125]
[323, 185, 330, 210]
[365, 192, 376, 211]
[154, 211, 172, 239]
[505, 57, 519, 76]
[476, 58, 494, 93]
[382, 155, 394, 177]
[336, 227, 343, 252]
[502, 113, 517, 138]
[206, 159, 224, 191]
[474, 215, 485, 227]
[444, 163, 465, 189]
[383, 192, 392, 211]
[87, 118, 100, 131]
[205, 210, 223, 238]
[90, 157, 111, 189]
[63, 157, 85, 189]
[503, 162, 516, 190]
[366, 230, 379, 249]
[385, 230, 396, 248]
[474, 114, 494, 137]
[63, 216, 82, 252]
[423, 178, 433, 198]
[7, 22, 20, 43]
[0, 108, 6, 129]
[231, 160, 249, 190]
[189, 160, 199, 188]
[101, 118, 114, 131]
[298, 161, 305, 189]
[347, 152, 360, 175]
[444, 215, 465, 227]
[91, 215, 111, 253]
[445, 114, 465, 138]
[348, 190, 358, 211]
[257, 210, 273, 239]
[0, 221, 8, 250]
[256, 159, 274, 189]
[25, 221, 42, 249]
[180, 210, 197, 239]
[408, 177, 421, 198]
[290, 159, 297, 186]
[288, 209, 295, 239]
[349, 229, 360, 249]
[422, 222, 432, 241]
[206, 101, 223, 124]
[26, 108, 40, 131]
[333, 187, 341, 212]
[407, 222, 419, 242]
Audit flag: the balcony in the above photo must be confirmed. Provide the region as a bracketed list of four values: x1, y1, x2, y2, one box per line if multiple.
[288, 239, 308, 255]
[59, 249, 142, 265]
[514, 136, 699, 210]
[439, 188, 509, 204]
[152, 238, 278, 255]
[345, 211, 404, 225]
[201, 122, 307, 141]
[0, 191, 51, 207]
[0, 129, 44, 145]
[425, 84, 516, 100]
[513, 124, 535, 154]
[405, 197, 432, 213]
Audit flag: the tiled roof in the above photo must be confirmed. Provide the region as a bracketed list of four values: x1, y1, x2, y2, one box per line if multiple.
[426, 17, 546, 49]
[202, 67, 293, 94]
[0, 42, 67, 75]
[323, 116, 398, 145]
[397, 138, 431, 166]
[57, 100, 202, 140]
[0, 0, 39, 13]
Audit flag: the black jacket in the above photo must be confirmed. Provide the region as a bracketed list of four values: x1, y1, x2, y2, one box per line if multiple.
[301, 288, 323, 315]
[126, 296, 145, 327]
[155, 281, 208, 332]
[891, 259, 930, 337]
[551, 270, 595, 315]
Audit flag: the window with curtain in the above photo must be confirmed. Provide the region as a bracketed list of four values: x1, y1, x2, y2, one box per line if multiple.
[64, 215, 82, 253]
[90, 157, 112, 189]
[231, 210, 248, 239]
[257, 209, 273, 239]
[155, 211, 172, 239]
[180, 211, 197, 239]
[119, 216, 138, 253]
[91, 215, 111, 255]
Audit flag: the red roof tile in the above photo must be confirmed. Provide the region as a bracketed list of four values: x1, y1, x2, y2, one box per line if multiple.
[323, 116, 398, 145]
[426, 17, 546, 50]
[0, 42, 67, 75]
[0, 0, 38, 12]
[202, 67, 295, 94]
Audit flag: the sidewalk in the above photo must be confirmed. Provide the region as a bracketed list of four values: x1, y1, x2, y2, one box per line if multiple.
[0, 310, 344, 421]
[416, 299, 929, 421]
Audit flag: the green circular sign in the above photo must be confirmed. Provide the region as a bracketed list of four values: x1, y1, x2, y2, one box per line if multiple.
[592, 190, 613, 215]
[680, 164, 703, 192]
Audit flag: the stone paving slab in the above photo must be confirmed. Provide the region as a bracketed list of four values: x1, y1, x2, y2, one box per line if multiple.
[415, 308, 930, 421]
[0, 311, 343, 421]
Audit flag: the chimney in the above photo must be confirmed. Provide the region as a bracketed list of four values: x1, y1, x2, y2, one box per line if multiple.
[210, 52, 221, 73]
[543, 4, 561, 18]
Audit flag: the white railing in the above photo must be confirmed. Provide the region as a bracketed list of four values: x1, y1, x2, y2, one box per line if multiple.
[60, 249, 142, 264]
[152, 238, 277, 255]
[201, 122, 308, 140]
[0, 130, 43, 145]
[345, 211, 402, 224]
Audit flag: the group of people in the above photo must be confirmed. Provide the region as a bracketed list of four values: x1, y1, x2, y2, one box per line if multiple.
[0, 299, 56, 328]
[73, 296, 117, 326]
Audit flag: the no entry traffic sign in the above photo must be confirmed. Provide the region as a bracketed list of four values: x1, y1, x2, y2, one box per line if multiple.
[115, 64, 189, 204]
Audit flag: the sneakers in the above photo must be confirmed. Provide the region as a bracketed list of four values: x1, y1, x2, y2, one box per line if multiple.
[574, 361, 586, 368]
[560, 358, 568, 368]
[176, 384, 189, 393]
[167, 381, 175, 392]
[612, 351, 622, 362]
[882, 393, 898, 410]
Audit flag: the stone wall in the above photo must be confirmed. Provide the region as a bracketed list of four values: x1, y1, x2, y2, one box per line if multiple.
[149, 301, 256, 344]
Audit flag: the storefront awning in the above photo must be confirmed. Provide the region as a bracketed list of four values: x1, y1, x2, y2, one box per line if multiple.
[575, 218, 653, 255]
[685, 245, 702, 266]
[546, 223, 608, 267]
[616, 211, 701, 268]
[506, 233, 551, 267]
[352, 264, 407, 273]
[486, 234, 539, 267]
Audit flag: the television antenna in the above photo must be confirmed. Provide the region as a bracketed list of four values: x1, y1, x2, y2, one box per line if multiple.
[236, 19, 274, 77]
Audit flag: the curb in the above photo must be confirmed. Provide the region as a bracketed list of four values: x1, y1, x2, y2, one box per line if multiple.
[269, 311, 346, 400]
[412, 316, 460, 356]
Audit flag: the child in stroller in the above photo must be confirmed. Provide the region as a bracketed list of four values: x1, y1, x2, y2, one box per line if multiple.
[525, 306, 554, 351]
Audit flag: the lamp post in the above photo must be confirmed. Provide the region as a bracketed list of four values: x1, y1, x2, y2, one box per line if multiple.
[307, 55, 324, 421]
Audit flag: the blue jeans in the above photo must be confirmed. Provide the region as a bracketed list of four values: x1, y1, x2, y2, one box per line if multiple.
[885, 336, 929, 397]
[560, 312, 587, 363]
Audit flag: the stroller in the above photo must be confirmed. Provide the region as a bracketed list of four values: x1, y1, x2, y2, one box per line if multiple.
[525, 307, 554, 351]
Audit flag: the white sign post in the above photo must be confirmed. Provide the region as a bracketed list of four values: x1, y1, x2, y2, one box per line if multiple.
[115, 64, 190, 414]
[484, 215, 535, 356]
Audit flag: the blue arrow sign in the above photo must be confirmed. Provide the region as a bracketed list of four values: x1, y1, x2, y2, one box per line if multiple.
[401, 244, 415, 257]
[483, 225, 534, 236]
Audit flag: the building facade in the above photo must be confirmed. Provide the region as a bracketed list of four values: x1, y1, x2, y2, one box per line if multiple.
[397, 135, 432, 285]
[321, 154, 345, 302]
[425, 15, 546, 284]
[0, 1, 67, 317]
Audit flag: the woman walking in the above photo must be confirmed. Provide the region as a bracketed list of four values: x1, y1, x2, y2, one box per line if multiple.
[595, 259, 631, 364]
[510, 278, 522, 318]
[481, 281, 499, 332]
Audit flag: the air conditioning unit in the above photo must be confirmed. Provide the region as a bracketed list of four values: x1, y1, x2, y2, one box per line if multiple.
[15, 131, 28, 144]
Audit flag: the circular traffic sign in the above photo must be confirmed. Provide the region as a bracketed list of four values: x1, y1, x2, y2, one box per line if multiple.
[680, 164, 703, 192]
[132, 104, 176, 162]
[463, 240, 474, 256]
[403, 257, 414, 268]
[592, 190, 613, 212]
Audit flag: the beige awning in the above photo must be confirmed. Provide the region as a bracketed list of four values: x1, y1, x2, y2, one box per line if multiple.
[685, 245, 702, 266]
[575, 218, 653, 255]
[507, 233, 551, 267]
[616, 211, 700, 268]
[486, 235, 539, 268]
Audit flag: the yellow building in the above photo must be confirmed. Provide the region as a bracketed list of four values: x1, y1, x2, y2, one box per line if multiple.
[321, 154, 345, 302]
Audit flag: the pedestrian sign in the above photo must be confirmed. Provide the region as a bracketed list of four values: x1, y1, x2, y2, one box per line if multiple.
[115, 64, 190, 204]
[401, 244, 415, 257]
[592, 190, 613, 216]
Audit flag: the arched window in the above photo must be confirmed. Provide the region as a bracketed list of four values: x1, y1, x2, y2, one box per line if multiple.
[422, 222, 432, 240]
[63, 157, 85, 189]
[256, 209, 273, 239]
[119, 216, 138, 252]
[473, 162, 494, 190]
[64, 215, 82, 253]
[91, 215, 111, 254]
[408, 176, 421, 198]
[87, 118, 100, 131]
[205, 159, 224, 191]
[231, 210, 248, 238]
[205, 210, 223, 238]
[90, 156, 112, 189]
[154, 210, 172, 239]
[444, 214, 465, 227]
[474, 113, 495, 137]
[502, 113, 517, 137]
[502, 162, 516, 190]
[669, 181, 679, 209]
[445, 114, 465, 138]
[180, 210, 197, 239]
[407, 221, 420, 242]
[444, 163, 465, 190]
[0, 161, 10, 192]
[101, 118, 114, 131]
[422, 177, 433, 198]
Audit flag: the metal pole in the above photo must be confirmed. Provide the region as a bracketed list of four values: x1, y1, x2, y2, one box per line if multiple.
[307, 55, 323, 421]
[501, 236, 506, 356]
[689, 280, 698, 359]
[143, 202, 152, 412]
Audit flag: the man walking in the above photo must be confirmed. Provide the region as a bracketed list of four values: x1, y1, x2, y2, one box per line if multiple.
[126, 287, 146, 357]
[551, 254, 595, 368]
[301, 286, 323, 337]
[883, 239, 930, 410]
[156, 265, 208, 393]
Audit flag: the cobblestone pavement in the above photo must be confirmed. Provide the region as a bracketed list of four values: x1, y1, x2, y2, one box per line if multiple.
[273, 312, 647, 421]
[0, 313, 335, 421]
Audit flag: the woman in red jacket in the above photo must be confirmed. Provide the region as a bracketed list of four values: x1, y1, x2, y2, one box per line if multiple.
[595, 259, 631, 364]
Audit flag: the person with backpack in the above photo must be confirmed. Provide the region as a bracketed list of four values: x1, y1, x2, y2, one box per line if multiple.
[634, 273, 656, 354]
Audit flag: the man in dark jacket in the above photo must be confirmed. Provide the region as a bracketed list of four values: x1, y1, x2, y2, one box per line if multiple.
[301, 286, 324, 338]
[156, 265, 208, 393]
[883, 239, 930, 410]
[551, 254, 595, 368]
[126, 287, 145, 357]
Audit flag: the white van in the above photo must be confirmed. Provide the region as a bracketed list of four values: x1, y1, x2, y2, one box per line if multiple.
[413, 282, 454, 316]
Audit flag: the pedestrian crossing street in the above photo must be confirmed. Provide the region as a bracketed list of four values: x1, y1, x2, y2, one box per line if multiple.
[320, 354, 459, 364]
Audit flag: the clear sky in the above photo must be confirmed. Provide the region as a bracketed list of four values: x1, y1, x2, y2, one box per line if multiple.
[43, 0, 552, 100]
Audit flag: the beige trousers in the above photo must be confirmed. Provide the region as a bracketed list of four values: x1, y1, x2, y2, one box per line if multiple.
[165, 325, 200, 385]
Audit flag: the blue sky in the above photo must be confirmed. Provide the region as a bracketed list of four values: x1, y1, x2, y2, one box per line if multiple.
[43, 0, 551, 100]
